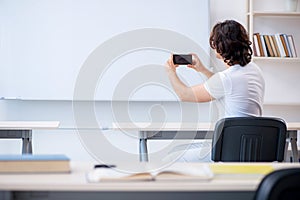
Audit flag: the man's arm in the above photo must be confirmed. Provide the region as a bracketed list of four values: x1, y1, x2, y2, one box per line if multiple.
[187, 53, 214, 79]
[165, 58, 214, 102]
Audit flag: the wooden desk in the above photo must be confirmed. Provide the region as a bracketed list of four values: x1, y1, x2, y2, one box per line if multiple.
[112, 122, 300, 162]
[0, 162, 300, 200]
[0, 121, 60, 154]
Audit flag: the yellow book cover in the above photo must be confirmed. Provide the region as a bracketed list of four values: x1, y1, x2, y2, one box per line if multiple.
[209, 163, 274, 175]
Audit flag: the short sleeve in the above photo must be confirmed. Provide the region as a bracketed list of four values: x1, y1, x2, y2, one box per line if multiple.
[203, 72, 226, 99]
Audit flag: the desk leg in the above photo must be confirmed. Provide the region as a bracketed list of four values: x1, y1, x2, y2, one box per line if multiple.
[139, 131, 149, 162]
[284, 138, 289, 162]
[22, 130, 33, 154]
[288, 130, 299, 163]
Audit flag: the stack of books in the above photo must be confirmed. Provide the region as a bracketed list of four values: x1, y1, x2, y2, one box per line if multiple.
[253, 33, 297, 58]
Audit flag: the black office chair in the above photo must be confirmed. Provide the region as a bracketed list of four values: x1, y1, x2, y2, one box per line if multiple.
[254, 168, 300, 200]
[211, 117, 287, 162]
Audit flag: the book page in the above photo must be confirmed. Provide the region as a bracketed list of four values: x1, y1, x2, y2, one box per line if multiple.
[153, 164, 213, 181]
[87, 168, 153, 182]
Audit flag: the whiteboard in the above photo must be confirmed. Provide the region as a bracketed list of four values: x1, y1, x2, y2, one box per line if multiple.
[0, 0, 210, 101]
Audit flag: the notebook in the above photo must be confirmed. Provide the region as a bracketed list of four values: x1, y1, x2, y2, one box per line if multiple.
[0, 154, 71, 173]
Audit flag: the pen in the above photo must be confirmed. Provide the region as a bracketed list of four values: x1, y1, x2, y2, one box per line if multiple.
[94, 164, 116, 169]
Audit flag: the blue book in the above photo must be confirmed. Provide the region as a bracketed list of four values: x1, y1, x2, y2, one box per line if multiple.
[0, 154, 70, 173]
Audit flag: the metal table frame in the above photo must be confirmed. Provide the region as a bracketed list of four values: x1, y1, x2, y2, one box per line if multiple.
[0, 121, 59, 154]
[0, 130, 33, 154]
[139, 130, 299, 163]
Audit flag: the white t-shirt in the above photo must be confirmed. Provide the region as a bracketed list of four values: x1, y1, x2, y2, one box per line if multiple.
[165, 62, 265, 163]
[204, 62, 265, 118]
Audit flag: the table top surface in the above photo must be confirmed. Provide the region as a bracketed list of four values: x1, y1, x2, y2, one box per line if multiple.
[112, 122, 214, 131]
[112, 122, 300, 131]
[0, 121, 60, 130]
[1, 121, 298, 131]
[0, 162, 300, 192]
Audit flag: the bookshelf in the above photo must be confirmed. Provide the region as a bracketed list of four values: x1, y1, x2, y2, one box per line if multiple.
[247, 11, 300, 16]
[246, 0, 300, 105]
[247, 0, 300, 61]
[253, 57, 300, 62]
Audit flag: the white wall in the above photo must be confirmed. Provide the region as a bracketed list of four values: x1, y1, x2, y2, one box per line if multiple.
[210, 0, 247, 71]
[1, 0, 299, 162]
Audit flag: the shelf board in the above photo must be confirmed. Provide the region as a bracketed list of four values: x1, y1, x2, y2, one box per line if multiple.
[253, 57, 300, 62]
[247, 11, 300, 17]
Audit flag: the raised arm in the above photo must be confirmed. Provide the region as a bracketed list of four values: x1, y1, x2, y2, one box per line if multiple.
[187, 53, 214, 79]
[165, 54, 214, 103]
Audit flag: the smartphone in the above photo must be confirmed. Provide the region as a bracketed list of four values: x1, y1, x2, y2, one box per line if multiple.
[173, 54, 192, 65]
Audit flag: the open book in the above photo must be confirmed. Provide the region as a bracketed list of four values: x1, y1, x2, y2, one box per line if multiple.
[87, 163, 213, 182]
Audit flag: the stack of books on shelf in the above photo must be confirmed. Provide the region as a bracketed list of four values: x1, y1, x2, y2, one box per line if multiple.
[253, 33, 297, 58]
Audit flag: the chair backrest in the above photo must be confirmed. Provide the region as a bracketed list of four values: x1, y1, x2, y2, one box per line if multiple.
[211, 117, 287, 162]
[255, 168, 300, 200]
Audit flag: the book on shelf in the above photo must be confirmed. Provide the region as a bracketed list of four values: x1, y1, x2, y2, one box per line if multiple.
[253, 33, 263, 56]
[283, 34, 292, 57]
[275, 33, 287, 57]
[0, 154, 71, 173]
[263, 35, 274, 57]
[253, 33, 260, 56]
[269, 35, 279, 57]
[287, 35, 297, 57]
[271, 35, 281, 57]
[260, 35, 268, 57]
[280, 34, 290, 57]
[87, 163, 213, 182]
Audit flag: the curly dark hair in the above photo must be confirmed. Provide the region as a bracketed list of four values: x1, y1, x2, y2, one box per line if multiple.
[209, 20, 252, 66]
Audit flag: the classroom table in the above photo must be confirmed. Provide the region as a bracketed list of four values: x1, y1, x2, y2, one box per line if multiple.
[0, 162, 300, 200]
[0, 121, 60, 154]
[112, 122, 300, 162]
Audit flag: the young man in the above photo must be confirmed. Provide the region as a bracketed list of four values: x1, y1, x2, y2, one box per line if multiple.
[165, 20, 265, 162]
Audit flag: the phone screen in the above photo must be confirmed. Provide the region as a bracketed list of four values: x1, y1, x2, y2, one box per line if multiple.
[173, 54, 192, 65]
